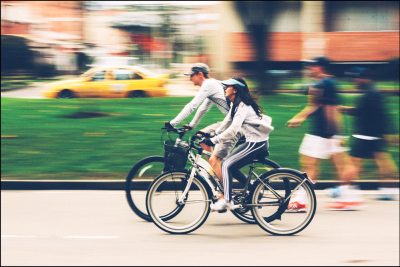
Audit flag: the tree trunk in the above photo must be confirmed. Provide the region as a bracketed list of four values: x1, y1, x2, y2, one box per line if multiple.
[233, 2, 278, 95]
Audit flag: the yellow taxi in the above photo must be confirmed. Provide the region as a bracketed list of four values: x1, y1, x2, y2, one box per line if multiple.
[43, 66, 169, 98]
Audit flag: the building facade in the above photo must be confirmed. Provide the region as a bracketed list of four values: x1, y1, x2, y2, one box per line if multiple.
[211, 1, 399, 77]
[1, 1, 399, 77]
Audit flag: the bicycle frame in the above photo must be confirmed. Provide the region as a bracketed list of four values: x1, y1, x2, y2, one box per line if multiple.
[245, 168, 313, 208]
[167, 128, 302, 209]
[177, 145, 274, 207]
[177, 150, 219, 205]
[150, 128, 317, 235]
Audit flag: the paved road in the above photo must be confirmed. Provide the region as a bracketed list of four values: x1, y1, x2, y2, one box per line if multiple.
[1, 190, 399, 266]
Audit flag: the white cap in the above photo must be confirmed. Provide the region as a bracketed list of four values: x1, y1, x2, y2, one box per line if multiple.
[184, 63, 210, 76]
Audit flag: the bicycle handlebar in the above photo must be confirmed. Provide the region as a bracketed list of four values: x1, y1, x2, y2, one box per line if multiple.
[161, 125, 189, 138]
[161, 124, 210, 154]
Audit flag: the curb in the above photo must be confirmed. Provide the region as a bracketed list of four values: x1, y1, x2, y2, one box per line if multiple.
[1, 180, 399, 191]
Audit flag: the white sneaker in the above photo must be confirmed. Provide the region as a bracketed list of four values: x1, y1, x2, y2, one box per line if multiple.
[210, 199, 240, 212]
[210, 199, 228, 212]
[326, 186, 342, 198]
[227, 200, 241, 211]
[377, 188, 398, 201]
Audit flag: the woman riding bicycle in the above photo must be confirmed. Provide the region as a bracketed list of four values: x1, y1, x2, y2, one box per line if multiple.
[201, 77, 274, 212]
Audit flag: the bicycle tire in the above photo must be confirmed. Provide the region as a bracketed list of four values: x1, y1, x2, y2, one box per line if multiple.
[251, 169, 317, 236]
[125, 156, 165, 221]
[146, 172, 213, 234]
[230, 157, 284, 224]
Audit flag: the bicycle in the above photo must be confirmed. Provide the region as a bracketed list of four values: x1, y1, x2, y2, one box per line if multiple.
[146, 132, 317, 235]
[125, 126, 281, 223]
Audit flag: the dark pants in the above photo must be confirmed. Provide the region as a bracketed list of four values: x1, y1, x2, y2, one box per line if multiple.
[221, 141, 269, 201]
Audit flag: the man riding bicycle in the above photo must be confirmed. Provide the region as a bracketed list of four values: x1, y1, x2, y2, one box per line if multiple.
[165, 63, 242, 181]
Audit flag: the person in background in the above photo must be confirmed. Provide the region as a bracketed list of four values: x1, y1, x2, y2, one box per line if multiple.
[287, 56, 362, 211]
[341, 67, 399, 201]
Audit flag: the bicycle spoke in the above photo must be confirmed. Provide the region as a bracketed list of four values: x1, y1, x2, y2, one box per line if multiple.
[252, 171, 317, 235]
[147, 172, 211, 234]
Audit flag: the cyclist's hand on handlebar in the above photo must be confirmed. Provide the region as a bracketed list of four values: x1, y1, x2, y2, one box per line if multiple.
[197, 131, 216, 138]
[200, 137, 215, 147]
[196, 130, 211, 138]
[182, 124, 193, 131]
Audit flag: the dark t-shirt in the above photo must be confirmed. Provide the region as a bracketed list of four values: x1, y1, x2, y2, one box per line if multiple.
[308, 77, 340, 138]
[353, 84, 393, 137]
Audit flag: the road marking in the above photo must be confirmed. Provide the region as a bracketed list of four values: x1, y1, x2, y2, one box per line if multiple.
[2, 235, 120, 240]
[27, 191, 123, 195]
[63, 235, 119, 239]
[1, 235, 39, 238]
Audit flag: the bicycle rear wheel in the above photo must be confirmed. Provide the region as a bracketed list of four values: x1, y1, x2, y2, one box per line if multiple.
[125, 156, 165, 221]
[146, 172, 212, 234]
[231, 157, 282, 224]
[251, 169, 317, 235]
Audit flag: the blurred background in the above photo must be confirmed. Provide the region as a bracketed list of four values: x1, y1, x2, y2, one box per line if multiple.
[1, 1, 399, 92]
[1, 1, 399, 180]
[1, 4, 399, 265]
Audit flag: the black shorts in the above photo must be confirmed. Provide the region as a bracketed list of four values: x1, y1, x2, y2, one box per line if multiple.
[350, 136, 387, 159]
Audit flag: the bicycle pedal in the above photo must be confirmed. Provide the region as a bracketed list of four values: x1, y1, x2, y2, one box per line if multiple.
[210, 208, 227, 213]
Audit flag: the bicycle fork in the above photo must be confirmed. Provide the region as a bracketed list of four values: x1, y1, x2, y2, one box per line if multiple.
[177, 154, 222, 205]
[177, 164, 197, 205]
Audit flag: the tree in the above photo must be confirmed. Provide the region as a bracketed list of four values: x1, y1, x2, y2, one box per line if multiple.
[233, 1, 279, 95]
[1, 35, 34, 72]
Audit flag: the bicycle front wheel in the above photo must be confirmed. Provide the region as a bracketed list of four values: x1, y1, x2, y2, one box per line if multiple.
[251, 169, 317, 235]
[125, 156, 165, 221]
[146, 172, 212, 234]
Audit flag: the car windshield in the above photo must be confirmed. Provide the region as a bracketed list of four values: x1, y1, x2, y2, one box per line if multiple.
[80, 69, 97, 78]
[133, 66, 156, 77]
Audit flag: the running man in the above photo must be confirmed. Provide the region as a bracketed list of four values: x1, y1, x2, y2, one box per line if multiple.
[342, 67, 399, 201]
[287, 56, 361, 211]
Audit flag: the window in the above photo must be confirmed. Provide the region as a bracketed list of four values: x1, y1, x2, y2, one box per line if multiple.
[91, 70, 106, 81]
[133, 73, 143, 80]
[114, 69, 132, 80]
[113, 69, 143, 80]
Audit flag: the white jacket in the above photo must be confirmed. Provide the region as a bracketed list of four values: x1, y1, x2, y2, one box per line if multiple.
[170, 79, 229, 128]
[211, 102, 274, 144]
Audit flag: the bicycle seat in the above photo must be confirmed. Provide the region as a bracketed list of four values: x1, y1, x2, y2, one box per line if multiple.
[252, 157, 264, 163]
[254, 150, 270, 161]
[252, 155, 281, 168]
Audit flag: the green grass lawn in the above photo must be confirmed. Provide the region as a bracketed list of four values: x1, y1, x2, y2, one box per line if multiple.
[1, 94, 399, 180]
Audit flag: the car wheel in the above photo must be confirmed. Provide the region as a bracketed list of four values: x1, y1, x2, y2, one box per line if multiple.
[128, 91, 147, 98]
[58, 90, 75, 99]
